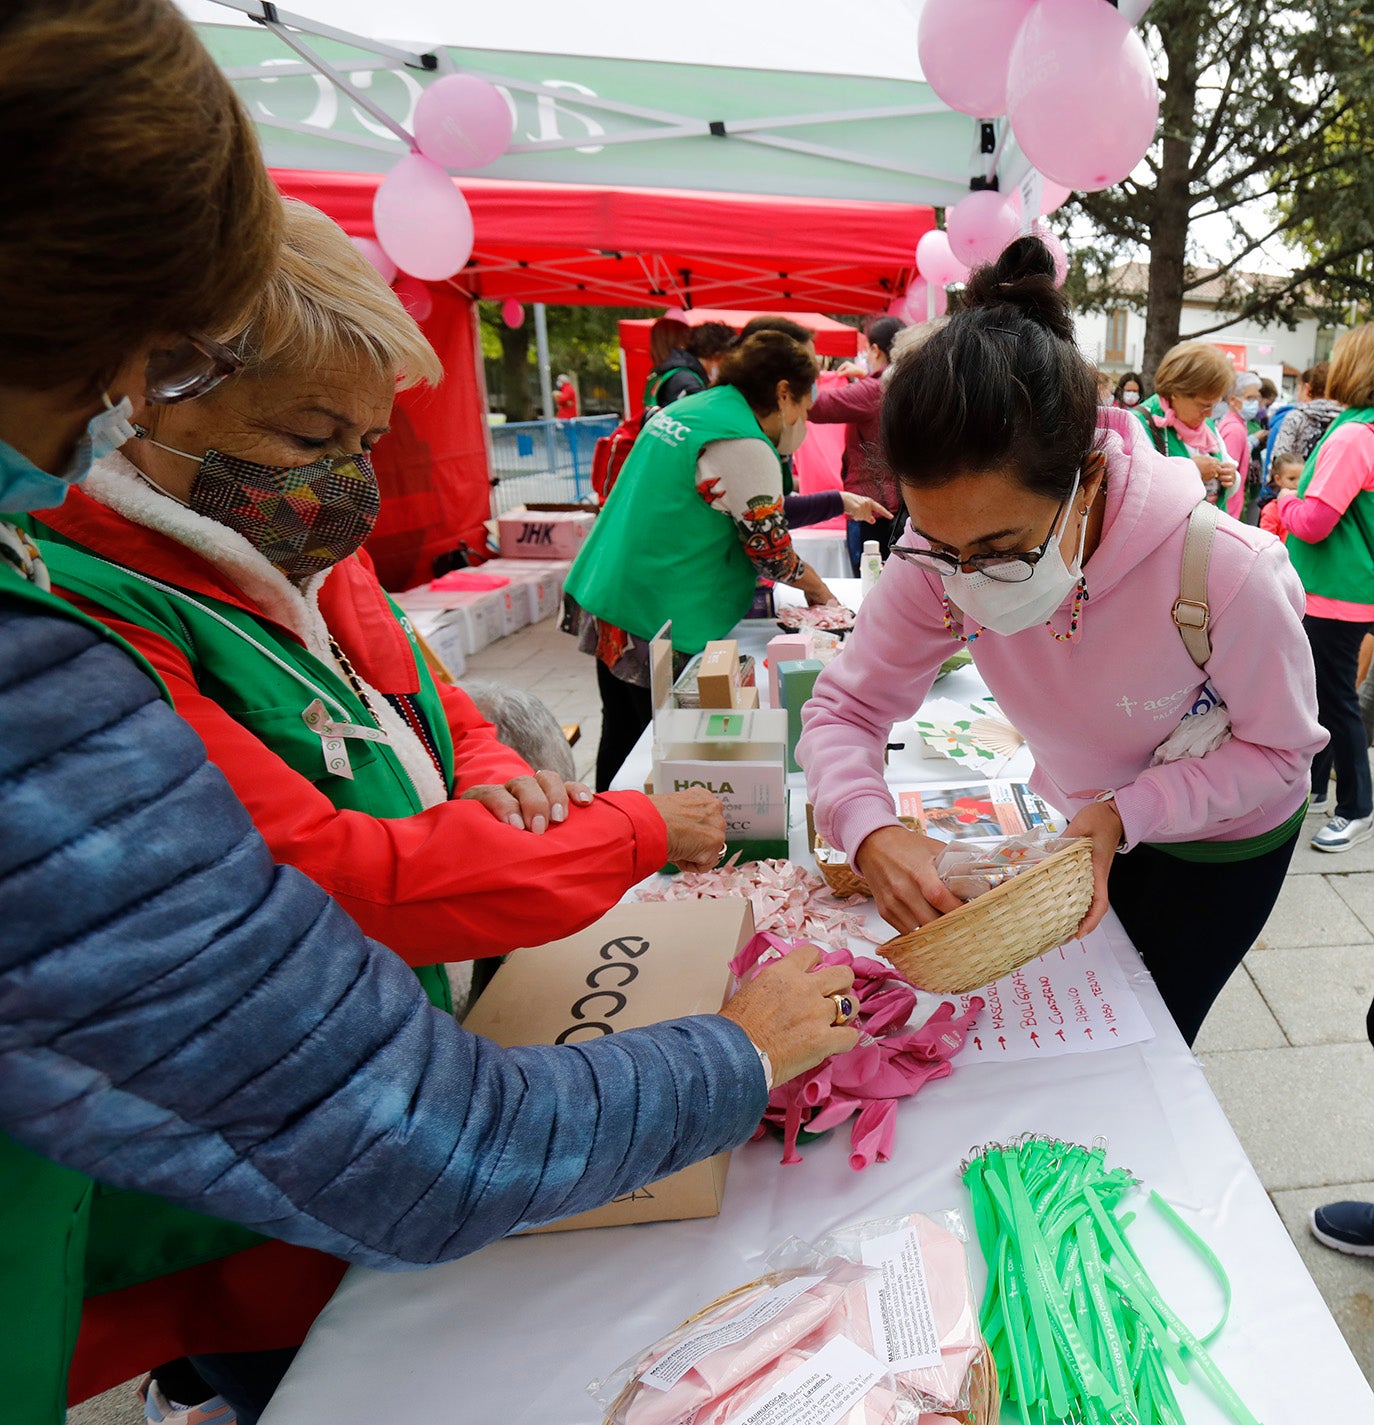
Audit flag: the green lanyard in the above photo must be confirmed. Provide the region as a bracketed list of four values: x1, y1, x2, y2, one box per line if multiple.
[962, 1136, 1263, 1425]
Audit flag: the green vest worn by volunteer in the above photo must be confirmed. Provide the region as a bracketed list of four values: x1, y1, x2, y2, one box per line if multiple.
[1133, 394, 1223, 461]
[567, 383, 782, 654]
[0, 559, 266, 1425]
[1285, 406, 1374, 604]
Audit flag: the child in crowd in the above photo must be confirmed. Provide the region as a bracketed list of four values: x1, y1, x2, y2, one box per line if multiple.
[1259, 451, 1303, 541]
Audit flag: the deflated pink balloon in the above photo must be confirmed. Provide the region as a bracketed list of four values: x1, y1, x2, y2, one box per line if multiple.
[501, 298, 525, 328]
[1007, 0, 1160, 191]
[915, 227, 968, 288]
[947, 190, 1020, 268]
[373, 152, 474, 281]
[413, 73, 513, 169]
[917, 0, 1036, 117]
[350, 235, 397, 285]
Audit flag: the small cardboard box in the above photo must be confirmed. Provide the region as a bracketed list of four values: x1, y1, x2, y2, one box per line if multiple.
[697, 639, 740, 708]
[499, 505, 596, 560]
[463, 899, 755, 1232]
[657, 756, 786, 841]
[765, 633, 815, 708]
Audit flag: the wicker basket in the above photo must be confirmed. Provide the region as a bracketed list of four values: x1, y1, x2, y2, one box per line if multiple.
[814, 817, 921, 898]
[883, 839, 1094, 995]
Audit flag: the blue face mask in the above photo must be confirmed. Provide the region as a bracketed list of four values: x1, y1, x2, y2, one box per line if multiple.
[1240, 398, 1260, 421]
[0, 394, 135, 515]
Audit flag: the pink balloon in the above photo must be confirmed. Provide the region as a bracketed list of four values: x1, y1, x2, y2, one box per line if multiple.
[915, 228, 967, 288]
[918, 0, 1036, 117]
[946, 190, 1020, 269]
[501, 298, 525, 328]
[1007, 0, 1159, 191]
[394, 277, 434, 323]
[1031, 220, 1069, 288]
[1039, 180, 1073, 215]
[413, 74, 513, 170]
[901, 278, 949, 323]
[350, 235, 397, 285]
[373, 153, 474, 282]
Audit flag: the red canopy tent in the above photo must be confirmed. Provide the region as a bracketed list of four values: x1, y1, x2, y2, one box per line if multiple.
[271, 169, 933, 587]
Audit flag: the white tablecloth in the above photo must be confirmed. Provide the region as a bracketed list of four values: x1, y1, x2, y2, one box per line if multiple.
[790, 526, 853, 580]
[259, 577, 1373, 1425]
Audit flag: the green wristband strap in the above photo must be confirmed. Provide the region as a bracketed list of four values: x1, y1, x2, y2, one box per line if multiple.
[1149, 1190, 1232, 1344]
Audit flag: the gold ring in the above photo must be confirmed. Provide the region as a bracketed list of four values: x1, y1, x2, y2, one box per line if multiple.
[715, 843, 728, 862]
[830, 993, 857, 1027]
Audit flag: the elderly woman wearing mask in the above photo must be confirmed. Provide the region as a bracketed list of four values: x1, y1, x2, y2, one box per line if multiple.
[31, 200, 731, 1023]
[3, 19, 857, 1414]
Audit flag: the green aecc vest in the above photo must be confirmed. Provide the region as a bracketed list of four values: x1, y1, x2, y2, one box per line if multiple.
[567, 384, 781, 654]
[1285, 406, 1374, 604]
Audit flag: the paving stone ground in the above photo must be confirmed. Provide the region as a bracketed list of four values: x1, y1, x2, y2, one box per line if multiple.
[67, 623, 1374, 1417]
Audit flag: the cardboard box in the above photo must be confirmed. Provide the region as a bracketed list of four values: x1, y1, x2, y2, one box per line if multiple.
[499, 505, 596, 560]
[463, 899, 755, 1231]
[403, 607, 467, 680]
[657, 756, 786, 841]
[777, 658, 825, 773]
[466, 559, 570, 624]
[697, 639, 740, 708]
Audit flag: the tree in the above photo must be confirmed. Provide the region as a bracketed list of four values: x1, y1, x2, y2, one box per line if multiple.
[1064, 0, 1374, 382]
[477, 303, 656, 418]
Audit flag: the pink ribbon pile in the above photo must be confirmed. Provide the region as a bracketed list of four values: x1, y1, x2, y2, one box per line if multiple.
[638, 857, 875, 947]
[730, 931, 984, 1168]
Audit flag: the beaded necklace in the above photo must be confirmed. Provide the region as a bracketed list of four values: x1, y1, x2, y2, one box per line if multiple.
[940, 576, 1089, 646]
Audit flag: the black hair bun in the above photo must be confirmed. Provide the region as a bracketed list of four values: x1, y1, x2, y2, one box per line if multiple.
[963, 235, 1073, 343]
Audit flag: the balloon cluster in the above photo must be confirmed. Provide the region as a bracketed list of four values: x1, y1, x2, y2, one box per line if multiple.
[902, 0, 1160, 316]
[350, 74, 515, 301]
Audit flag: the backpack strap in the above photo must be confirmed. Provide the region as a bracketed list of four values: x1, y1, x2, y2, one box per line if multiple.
[1174, 499, 1219, 669]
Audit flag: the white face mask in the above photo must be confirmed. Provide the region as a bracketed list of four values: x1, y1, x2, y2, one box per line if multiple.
[944, 470, 1088, 636]
[1123, 390, 1140, 406]
[776, 410, 808, 458]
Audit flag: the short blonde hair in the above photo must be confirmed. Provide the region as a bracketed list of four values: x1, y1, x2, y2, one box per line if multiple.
[1328, 325, 1374, 407]
[233, 199, 443, 391]
[1153, 341, 1235, 403]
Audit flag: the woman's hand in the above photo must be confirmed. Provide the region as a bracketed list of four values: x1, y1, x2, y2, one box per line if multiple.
[834, 361, 866, 380]
[648, 789, 729, 872]
[1064, 799, 1124, 939]
[1190, 453, 1224, 485]
[840, 492, 895, 524]
[852, 824, 964, 933]
[460, 772, 594, 832]
[792, 563, 838, 607]
[719, 944, 861, 1086]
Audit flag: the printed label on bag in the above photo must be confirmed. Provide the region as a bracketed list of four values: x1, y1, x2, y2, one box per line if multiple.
[859, 1228, 941, 1371]
[722, 1336, 885, 1425]
[642, 1275, 824, 1391]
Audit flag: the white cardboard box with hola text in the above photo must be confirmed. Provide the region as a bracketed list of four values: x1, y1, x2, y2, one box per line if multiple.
[462, 898, 755, 1232]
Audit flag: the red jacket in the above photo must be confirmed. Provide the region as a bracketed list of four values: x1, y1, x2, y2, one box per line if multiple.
[40, 489, 668, 966]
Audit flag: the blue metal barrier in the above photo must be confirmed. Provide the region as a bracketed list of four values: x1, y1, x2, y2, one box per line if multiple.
[488, 415, 619, 513]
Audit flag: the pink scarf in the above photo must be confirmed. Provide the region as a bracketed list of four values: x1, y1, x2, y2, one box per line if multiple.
[1150, 396, 1222, 456]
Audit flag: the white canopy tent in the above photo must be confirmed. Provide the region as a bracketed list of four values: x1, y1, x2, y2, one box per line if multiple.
[178, 0, 1036, 208]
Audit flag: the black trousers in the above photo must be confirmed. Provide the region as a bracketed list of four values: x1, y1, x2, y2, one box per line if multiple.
[846, 514, 897, 575]
[594, 658, 653, 792]
[1108, 825, 1301, 1046]
[154, 1349, 298, 1425]
[1305, 614, 1373, 820]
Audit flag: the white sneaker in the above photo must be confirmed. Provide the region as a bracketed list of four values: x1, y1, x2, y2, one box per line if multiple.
[1311, 815, 1374, 853]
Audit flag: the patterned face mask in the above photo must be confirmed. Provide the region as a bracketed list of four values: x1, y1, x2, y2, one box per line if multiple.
[135, 432, 380, 584]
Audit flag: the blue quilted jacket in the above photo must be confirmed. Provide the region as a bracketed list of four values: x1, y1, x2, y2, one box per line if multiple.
[0, 588, 766, 1262]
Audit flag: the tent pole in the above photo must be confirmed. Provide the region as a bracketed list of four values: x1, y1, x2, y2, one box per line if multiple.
[534, 304, 555, 420]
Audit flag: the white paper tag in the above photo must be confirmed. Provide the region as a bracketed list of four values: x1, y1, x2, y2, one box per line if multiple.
[722, 1336, 886, 1425]
[859, 1228, 942, 1372]
[643, 1275, 824, 1391]
[301, 697, 390, 781]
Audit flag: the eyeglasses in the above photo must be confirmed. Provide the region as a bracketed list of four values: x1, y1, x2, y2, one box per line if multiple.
[145, 331, 243, 404]
[888, 496, 1069, 584]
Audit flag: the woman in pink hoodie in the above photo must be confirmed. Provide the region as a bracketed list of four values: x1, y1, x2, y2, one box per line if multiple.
[799, 237, 1324, 1044]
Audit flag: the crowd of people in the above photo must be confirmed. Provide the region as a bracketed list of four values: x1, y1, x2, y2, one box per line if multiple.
[7, 3, 1374, 1422]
